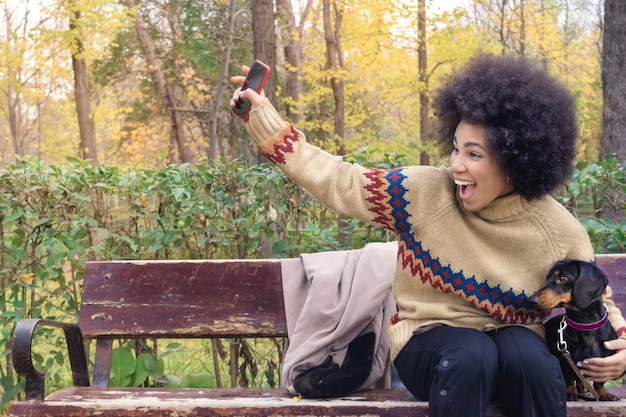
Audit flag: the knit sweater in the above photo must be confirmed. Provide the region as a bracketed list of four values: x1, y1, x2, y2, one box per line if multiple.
[245, 100, 626, 361]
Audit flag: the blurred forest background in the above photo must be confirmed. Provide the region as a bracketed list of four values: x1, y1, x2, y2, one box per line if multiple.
[1, 0, 624, 167]
[0, 0, 625, 409]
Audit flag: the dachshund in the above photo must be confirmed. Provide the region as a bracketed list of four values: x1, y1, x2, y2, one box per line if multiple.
[529, 260, 620, 401]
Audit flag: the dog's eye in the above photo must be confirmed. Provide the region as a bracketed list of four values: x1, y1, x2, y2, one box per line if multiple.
[557, 275, 568, 283]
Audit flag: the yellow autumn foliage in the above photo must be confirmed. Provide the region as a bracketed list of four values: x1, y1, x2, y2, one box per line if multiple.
[0, 0, 606, 166]
[288, 0, 602, 164]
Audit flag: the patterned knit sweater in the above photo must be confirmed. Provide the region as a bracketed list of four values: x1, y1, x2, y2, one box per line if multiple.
[245, 100, 626, 361]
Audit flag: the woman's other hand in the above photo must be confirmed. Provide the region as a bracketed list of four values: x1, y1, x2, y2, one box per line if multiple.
[578, 337, 626, 382]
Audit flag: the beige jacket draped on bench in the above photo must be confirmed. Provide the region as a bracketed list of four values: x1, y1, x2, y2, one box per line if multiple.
[280, 241, 397, 395]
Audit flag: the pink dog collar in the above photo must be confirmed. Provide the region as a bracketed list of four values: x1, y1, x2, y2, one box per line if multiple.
[564, 309, 608, 331]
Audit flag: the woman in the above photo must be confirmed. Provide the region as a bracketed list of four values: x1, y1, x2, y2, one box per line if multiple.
[230, 53, 626, 417]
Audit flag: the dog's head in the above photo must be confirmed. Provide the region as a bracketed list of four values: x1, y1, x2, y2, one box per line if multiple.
[529, 260, 609, 311]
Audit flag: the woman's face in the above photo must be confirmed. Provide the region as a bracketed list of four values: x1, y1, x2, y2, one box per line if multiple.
[449, 121, 515, 212]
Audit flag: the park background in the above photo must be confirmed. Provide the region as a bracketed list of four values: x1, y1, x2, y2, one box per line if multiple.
[0, 0, 624, 412]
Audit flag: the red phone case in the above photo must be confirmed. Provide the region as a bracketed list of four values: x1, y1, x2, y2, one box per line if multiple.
[233, 60, 271, 121]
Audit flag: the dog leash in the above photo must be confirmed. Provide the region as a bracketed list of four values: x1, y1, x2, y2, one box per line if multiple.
[557, 317, 600, 400]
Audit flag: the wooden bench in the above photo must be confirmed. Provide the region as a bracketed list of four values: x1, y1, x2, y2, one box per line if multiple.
[9, 254, 626, 417]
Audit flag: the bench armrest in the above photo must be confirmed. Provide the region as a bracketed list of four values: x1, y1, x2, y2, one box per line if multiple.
[12, 318, 90, 401]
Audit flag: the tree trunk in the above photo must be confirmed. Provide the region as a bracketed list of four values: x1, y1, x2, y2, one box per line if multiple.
[250, 0, 282, 254]
[72, 55, 98, 165]
[7, 83, 22, 159]
[322, 0, 347, 244]
[124, 0, 193, 164]
[322, 0, 345, 155]
[5, 15, 23, 160]
[601, 0, 626, 221]
[602, 0, 626, 162]
[518, 0, 525, 56]
[251, 0, 277, 107]
[277, 0, 312, 124]
[68, 2, 98, 166]
[250, 0, 277, 164]
[418, 0, 429, 166]
[209, 0, 237, 160]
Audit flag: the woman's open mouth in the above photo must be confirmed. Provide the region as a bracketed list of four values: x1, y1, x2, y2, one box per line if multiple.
[455, 179, 476, 200]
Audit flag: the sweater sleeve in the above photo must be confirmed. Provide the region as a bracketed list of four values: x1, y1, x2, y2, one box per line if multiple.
[604, 286, 626, 337]
[244, 99, 407, 231]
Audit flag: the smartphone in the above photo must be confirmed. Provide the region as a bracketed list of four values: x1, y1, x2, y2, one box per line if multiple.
[232, 59, 271, 121]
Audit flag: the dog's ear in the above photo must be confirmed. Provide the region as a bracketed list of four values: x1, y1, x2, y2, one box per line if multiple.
[548, 260, 570, 277]
[572, 261, 609, 309]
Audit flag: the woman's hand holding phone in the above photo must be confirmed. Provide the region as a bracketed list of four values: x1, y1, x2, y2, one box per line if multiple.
[231, 60, 270, 121]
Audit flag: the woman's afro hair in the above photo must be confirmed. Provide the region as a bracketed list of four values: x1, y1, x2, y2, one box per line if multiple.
[432, 53, 578, 200]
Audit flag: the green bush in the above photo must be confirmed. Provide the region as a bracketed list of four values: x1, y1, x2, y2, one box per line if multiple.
[0, 154, 396, 406]
[555, 154, 625, 253]
[0, 151, 622, 408]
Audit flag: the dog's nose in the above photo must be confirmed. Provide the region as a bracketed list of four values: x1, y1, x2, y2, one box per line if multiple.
[528, 294, 539, 307]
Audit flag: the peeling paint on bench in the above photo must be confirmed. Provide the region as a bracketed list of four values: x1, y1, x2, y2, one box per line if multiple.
[10, 255, 626, 417]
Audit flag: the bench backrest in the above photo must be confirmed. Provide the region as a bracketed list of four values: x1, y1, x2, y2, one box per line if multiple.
[78, 255, 625, 387]
[79, 260, 287, 339]
[597, 254, 626, 311]
[79, 255, 626, 341]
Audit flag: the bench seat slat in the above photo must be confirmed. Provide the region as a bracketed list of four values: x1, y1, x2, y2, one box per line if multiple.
[9, 387, 626, 417]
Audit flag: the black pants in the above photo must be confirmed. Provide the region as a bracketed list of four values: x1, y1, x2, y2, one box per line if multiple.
[394, 325, 566, 417]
